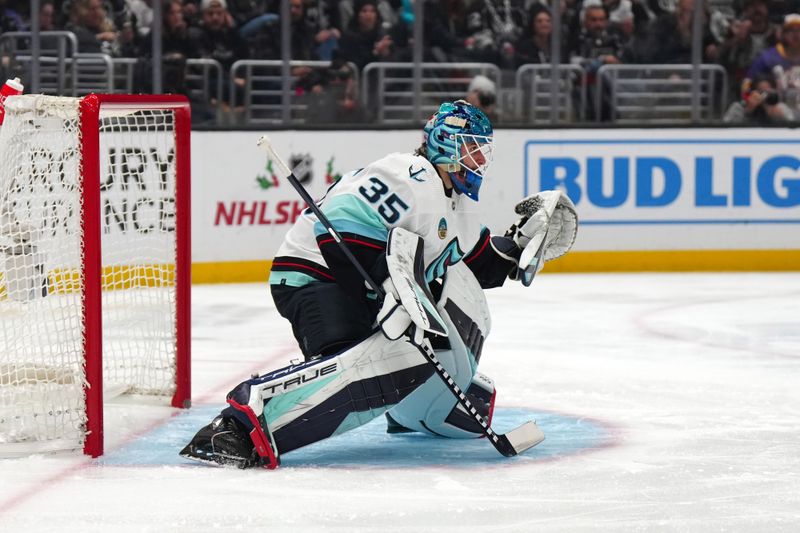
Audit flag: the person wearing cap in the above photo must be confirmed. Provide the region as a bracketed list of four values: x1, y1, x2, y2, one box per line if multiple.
[190, 0, 247, 69]
[745, 14, 800, 84]
[465, 74, 498, 121]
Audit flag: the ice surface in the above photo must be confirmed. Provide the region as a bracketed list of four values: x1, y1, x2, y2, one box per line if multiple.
[1, 273, 799, 531]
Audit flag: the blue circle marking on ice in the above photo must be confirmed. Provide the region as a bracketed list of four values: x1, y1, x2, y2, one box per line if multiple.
[98, 404, 613, 468]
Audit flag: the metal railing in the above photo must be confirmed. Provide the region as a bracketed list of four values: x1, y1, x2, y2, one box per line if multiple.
[596, 64, 728, 124]
[73, 53, 115, 95]
[0, 31, 78, 95]
[361, 62, 501, 124]
[112, 58, 138, 94]
[515, 64, 586, 123]
[185, 58, 223, 107]
[230, 60, 360, 124]
[2, 35, 747, 127]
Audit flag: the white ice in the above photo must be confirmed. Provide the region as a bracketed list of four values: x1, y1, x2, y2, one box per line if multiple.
[1, 273, 799, 532]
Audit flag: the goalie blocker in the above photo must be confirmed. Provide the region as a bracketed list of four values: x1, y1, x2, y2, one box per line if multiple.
[181, 236, 503, 469]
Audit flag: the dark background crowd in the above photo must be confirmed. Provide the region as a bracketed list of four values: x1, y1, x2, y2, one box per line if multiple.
[2, 0, 800, 124]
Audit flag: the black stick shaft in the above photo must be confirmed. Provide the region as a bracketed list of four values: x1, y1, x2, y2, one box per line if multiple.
[285, 173, 385, 299]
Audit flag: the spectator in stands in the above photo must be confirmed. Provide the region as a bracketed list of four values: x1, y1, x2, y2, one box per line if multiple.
[570, 1, 625, 120]
[39, 1, 57, 31]
[305, 0, 342, 35]
[227, 0, 273, 29]
[298, 57, 368, 123]
[67, 0, 126, 55]
[632, 0, 719, 63]
[157, 0, 194, 58]
[515, 4, 558, 66]
[190, 0, 248, 105]
[569, 2, 624, 71]
[290, 0, 339, 60]
[182, 0, 201, 23]
[723, 72, 796, 122]
[464, 0, 527, 69]
[139, 0, 214, 121]
[635, 0, 673, 20]
[338, 0, 396, 69]
[424, 0, 473, 62]
[719, 0, 778, 97]
[126, 0, 155, 38]
[603, 0, 640, 46]
[766, 0, 800, 24]
[745, 13, 800, 84]
[190, 0, 248, 67]
[0, 0, 25, 32]
[338, 0, 400, 31]
[465, 74, 498, 121]
[141, 0, 194, 84]
[248, 0, 340, 60]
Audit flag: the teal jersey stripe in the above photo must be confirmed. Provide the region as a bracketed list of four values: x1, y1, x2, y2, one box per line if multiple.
[314, 194, 388, 241]
[268, 270, 319, 287]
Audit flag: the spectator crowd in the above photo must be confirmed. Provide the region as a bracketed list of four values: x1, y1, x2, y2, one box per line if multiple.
[2, 0, 800, 123]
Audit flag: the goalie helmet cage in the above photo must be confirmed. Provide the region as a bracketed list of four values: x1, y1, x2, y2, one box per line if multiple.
[0, 94, 191, 458]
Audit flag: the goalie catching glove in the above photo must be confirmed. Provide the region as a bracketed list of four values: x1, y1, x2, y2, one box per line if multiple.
[498, 190, 578, 284]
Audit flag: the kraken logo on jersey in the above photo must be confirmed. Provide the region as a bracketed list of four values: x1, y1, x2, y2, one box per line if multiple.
[438, 218, 448, 240]
[408, 165, 426, 182]
[425, 238, 464, 282]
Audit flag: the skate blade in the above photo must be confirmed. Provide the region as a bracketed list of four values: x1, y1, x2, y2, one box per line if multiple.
[178, 445, 253, 469]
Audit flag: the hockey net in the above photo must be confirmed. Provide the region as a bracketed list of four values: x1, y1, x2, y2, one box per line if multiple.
[0, 94, 191, 457]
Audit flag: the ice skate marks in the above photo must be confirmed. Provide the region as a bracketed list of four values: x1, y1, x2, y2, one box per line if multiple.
[99, 404, 614, 468]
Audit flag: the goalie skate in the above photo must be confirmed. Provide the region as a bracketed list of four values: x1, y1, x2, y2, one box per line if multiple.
[179, 415, 261, 469]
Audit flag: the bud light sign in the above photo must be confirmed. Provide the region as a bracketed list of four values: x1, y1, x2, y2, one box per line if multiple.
[524, 136, 800, 225]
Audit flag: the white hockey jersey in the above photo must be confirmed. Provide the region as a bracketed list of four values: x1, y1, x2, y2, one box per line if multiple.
[269, 152, 485, 288]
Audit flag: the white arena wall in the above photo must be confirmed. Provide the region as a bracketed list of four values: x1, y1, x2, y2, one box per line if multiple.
[190, 128, 800, 282]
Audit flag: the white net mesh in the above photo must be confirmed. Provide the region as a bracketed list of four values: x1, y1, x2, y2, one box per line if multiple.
[0, 95, 180, 455]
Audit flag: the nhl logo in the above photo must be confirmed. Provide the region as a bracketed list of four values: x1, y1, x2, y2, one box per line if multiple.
[437, 218, 447, 239]
[290, 153, 313, 184]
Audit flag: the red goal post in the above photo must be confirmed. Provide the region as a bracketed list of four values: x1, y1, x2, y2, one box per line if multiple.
[0, 94, 191, 458]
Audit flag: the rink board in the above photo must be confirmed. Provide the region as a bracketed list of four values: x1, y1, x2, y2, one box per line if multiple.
[188, 128, 800, 278]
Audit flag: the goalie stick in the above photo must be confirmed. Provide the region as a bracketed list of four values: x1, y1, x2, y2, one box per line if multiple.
[256, 135, 544, 458]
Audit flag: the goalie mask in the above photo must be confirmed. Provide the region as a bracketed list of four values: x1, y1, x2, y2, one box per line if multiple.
[423, 100, 494, 201]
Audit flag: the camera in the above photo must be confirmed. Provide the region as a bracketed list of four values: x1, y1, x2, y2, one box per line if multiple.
[760, 90, 780, 106]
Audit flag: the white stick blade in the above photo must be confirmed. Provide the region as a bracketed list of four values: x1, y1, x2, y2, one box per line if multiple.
[505, 421, 545, 453]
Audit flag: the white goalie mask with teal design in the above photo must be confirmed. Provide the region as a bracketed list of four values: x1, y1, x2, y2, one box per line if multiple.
[423, 100, 494, 201]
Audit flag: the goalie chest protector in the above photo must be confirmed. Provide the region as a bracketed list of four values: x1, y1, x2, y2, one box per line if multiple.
[272, 152, 484, 285]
